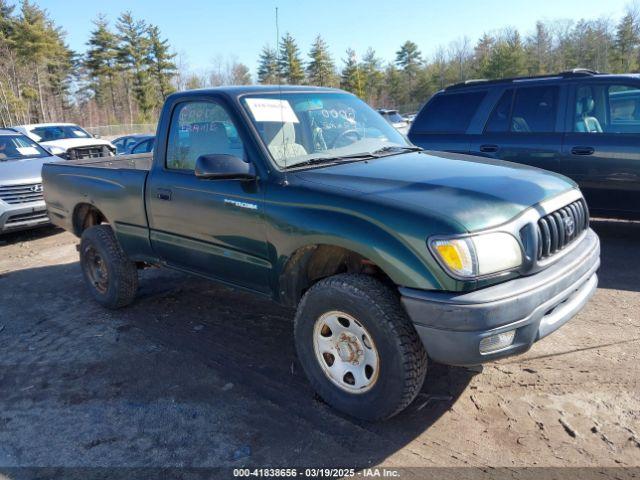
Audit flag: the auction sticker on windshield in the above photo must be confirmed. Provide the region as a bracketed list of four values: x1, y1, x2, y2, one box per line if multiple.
[245, 98, 299, 123]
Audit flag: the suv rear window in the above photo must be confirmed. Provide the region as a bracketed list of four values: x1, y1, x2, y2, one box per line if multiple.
[412, 91, 486, 134]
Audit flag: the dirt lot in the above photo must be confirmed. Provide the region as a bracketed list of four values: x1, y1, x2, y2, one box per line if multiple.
[0, 220, 638, 477]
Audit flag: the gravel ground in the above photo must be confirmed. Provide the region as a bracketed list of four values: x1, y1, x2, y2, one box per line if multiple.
[0, 220, 638, 478]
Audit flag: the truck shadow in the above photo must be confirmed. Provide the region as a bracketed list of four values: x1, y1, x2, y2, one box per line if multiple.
[0, 261, 474, 468]
[0, 225, 63, 246]
[590, 218, 640, 293]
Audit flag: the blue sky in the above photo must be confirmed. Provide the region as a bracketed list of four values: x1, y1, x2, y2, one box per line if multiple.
[37, 0, 630, 77]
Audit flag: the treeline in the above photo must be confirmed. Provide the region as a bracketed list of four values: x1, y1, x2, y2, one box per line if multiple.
[254, 6, 640, 112]
[0, 0, 175, 127]
[2, 0, 640, 128]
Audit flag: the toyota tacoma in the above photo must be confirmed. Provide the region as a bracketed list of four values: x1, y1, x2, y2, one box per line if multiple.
[42, 86, 600, 420]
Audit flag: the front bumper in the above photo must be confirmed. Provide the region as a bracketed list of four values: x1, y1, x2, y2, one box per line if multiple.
[0, 201, 50, 233]
[400, 229, 600, 366]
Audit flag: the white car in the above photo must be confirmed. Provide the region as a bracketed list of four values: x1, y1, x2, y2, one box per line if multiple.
[0, 129, 62, 233]
[12, 123, 115, 160]
[377, 109, 410, 135]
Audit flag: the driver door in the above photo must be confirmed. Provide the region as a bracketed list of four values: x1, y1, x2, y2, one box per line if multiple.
[146, 98, 271, 294]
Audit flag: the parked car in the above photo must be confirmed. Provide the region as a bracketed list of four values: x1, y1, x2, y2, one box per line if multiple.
[0, 129, 61, 233]
[404, 112, 417, 123]
[13, 123, 116, 160]
[113, 134, 154, 155]
[43, 86, 599, 420]
[408, 69, 640, 220]
[377, 109, 410, 134]
[129, 136, 155, 155]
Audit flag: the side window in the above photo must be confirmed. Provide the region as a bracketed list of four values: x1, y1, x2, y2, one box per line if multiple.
[485, 89, 514, 132]
[412, 91, 487, 134]
[605, 85, 640, 133]
[510, 86, 559, 133]
[166, 101, 245, 170]
[132, 139, 153, 154]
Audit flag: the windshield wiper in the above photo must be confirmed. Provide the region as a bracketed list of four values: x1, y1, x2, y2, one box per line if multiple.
[371, 145, 423, 155]
[285, 146, 423, 170]
[285, 152, 378, 170]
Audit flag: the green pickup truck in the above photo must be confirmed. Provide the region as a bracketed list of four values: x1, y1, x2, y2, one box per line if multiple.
[42, 86, 600, 420]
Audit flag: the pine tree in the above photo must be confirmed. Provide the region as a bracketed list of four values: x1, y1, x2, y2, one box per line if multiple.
[527, 21, 552, 75]
[361, 48, 383, 105]
[46, 30, 74, 121]
[11, 1, 67, 122]
[257, 45, 279, 84]
[85, 15, 119, 117]
[395, 40, 422, 77]
[0, 0, 14, 39]
[340, 48, 364, 98]
[473, 33, 494, 77]
[116, 12, 153, 121]
[384, 64, 405, 108]
[306, 35, 336, 86]
[482, 29, 526, 79]
[147, 24, 176, 100]
[614, 11, 639, 71]
[278, 33, 304, 84]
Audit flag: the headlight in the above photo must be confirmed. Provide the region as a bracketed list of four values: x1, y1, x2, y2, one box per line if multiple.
[48, 146, 67, 156]
[430, 232, 523, 278]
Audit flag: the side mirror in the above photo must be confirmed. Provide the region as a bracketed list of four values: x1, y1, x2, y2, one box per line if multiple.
[195, 154, 256, 180]
[93, 133, 101, 139]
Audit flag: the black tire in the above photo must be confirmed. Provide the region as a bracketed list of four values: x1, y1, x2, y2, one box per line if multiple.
[294, 273, 428, 421]
[79, 225, 138, 309]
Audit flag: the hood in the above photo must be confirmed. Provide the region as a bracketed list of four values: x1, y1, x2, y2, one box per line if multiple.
[0, 155, 61, 185]
[40, 137, 114, 150]
[295, 151, 576, 232]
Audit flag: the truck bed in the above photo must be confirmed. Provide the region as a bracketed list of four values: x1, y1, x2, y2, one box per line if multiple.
[42, 153, 153, 259]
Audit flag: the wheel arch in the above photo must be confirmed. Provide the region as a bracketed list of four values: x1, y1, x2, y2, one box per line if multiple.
[276, 239, 439, 307]
[72, 203, 108, 237]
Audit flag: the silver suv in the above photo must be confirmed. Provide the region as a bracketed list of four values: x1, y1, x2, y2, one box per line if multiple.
[0, 129, 60, 234]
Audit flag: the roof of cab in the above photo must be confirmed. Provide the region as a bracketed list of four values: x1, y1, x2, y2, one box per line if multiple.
[169, 85, 344, 100]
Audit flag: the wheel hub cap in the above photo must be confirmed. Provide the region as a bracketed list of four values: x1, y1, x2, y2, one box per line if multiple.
[336, 333, 363, 364]
[312, 311, 380, 393]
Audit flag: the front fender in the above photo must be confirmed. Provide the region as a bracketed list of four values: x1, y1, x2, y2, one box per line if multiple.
[263, 187, 463, 301]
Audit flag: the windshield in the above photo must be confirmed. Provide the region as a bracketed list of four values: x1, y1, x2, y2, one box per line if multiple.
[29, 125, 92, 142]
[242, 92, 410, 169]
[0, 134, 49, 162]
[382, 112, 405, 123]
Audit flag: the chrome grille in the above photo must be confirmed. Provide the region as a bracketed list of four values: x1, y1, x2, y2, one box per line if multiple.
[0, 183, 44, 204]
[5, 210, 49, 225]
[536, 199, 589, 260]
[68, 146, 110, 160]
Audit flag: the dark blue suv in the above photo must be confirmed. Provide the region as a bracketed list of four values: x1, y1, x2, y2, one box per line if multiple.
[408, 69, 640, 220]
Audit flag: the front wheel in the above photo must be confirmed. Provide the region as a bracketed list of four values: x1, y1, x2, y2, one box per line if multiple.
[294, 274, 427, 421]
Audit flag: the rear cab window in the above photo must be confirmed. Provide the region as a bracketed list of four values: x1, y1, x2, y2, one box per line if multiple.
[412, 91, 487, 134]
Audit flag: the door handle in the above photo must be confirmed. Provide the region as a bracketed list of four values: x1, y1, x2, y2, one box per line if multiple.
[571, 146, 595, 156]
[156, 188, 172, 201]
[479, 144, 499, 153]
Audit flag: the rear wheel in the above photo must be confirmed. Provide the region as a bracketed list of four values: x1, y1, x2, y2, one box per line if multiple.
[294, 274, 427, 421]
[79, 225, 138, 309]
